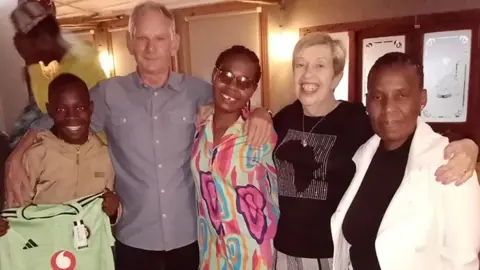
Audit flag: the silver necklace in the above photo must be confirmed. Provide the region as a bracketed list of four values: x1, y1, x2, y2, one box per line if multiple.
[301, 115, 326, 147]
[301, 103, 339, 147]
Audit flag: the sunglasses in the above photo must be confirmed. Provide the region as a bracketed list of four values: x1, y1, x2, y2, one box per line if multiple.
[215, 67, 256, 91]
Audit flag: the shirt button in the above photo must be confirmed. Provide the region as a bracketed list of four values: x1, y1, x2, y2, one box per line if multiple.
[182, 116, 187, 121]
[155, 140, 160, 144]
[122, 118, 127, 123]
[158, 164, 163, 168]
[153, 116, 158, 120]
[162, 214, 167, 218]
[161, 189, 165, 193]
[154, 92, 158, 96]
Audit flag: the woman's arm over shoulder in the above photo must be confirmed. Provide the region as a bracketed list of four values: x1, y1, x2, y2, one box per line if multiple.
[439, 168, 480, 269]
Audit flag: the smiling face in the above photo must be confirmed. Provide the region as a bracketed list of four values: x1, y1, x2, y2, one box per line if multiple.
[47, 82, 92, 145]
[293, 44, 343, 109]
[212, 54, 258, 114]
[367, 64, 427, 149]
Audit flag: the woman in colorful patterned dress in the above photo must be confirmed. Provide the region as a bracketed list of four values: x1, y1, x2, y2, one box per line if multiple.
[191, 45, 279, 270]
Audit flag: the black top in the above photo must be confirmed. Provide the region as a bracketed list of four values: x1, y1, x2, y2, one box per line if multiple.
[342, 134, 414, 270]
[273, 101, 373, 258]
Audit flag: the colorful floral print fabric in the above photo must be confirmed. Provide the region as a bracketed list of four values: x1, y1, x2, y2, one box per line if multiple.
[191, 113, 279, 270]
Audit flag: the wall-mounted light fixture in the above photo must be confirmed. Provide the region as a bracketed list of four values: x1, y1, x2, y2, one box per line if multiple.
[269, 29, 298, 62]
[98, 50, 114, 77]
[268, 4, 298, 62]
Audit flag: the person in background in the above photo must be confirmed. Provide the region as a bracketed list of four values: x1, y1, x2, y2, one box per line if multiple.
[4, 2, 273, 270]
[272, 33, 478, 270]
[8, 67, 42, 149]
[9, 0, 106, 148]
[191, 45, 278, 269]
[333, 52, 480, 270]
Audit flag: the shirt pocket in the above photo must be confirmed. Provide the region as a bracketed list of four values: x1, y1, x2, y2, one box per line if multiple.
[167, 105, 197, 125]
[108, 108, 146, 145]
[166, 103, 197, 150]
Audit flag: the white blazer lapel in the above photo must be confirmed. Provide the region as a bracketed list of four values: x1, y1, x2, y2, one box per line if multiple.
[333, 135, 380, 218]
[375, 119, 443, 269]
[331, 135, 380, 269]
[376, 119, 434, 234]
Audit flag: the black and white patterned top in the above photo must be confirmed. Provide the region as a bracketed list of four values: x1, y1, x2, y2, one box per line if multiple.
[273, 100, 373, 259]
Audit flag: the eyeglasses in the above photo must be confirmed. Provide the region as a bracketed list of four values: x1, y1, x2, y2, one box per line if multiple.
[215, 67, 256, 91]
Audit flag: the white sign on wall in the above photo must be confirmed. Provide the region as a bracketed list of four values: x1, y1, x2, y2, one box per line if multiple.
[362, 35, 406, 104]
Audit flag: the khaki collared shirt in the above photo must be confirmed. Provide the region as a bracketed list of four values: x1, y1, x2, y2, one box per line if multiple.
[23, 131, 114, 204]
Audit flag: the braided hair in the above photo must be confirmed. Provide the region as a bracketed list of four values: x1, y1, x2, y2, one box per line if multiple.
[368, 52, 424, 89]
[215, 45, 262, 84]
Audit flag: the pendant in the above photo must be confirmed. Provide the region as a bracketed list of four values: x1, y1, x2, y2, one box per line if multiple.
[301, 140, 307, 147]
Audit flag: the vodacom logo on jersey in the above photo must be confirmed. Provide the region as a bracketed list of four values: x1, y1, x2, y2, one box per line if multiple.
[50, 250, 77, 270]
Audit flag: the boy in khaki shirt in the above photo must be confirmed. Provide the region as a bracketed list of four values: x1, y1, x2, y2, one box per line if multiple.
[0, 73, 119, 236]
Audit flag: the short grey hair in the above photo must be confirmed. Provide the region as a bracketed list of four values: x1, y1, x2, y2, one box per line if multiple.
[128, 1, 175, 38]
[293, 32, 346, 76]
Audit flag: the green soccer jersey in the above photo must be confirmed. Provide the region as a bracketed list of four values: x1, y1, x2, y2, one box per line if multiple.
[0, 192, 115, 270]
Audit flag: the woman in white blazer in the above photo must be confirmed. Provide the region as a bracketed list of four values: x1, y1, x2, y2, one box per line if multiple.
[331, 52, 480, 270]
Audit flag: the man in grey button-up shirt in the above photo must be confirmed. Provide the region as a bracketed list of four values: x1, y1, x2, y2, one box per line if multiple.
[91, 72, 211, 251]
[4, 2, 273, 270]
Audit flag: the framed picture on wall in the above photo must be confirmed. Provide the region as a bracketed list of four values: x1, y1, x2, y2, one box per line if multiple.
[361, 35, 406, 104]
[421, 29, 472, 123]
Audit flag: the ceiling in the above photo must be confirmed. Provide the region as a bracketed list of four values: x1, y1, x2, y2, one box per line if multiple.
[55, 0, 231, 18]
